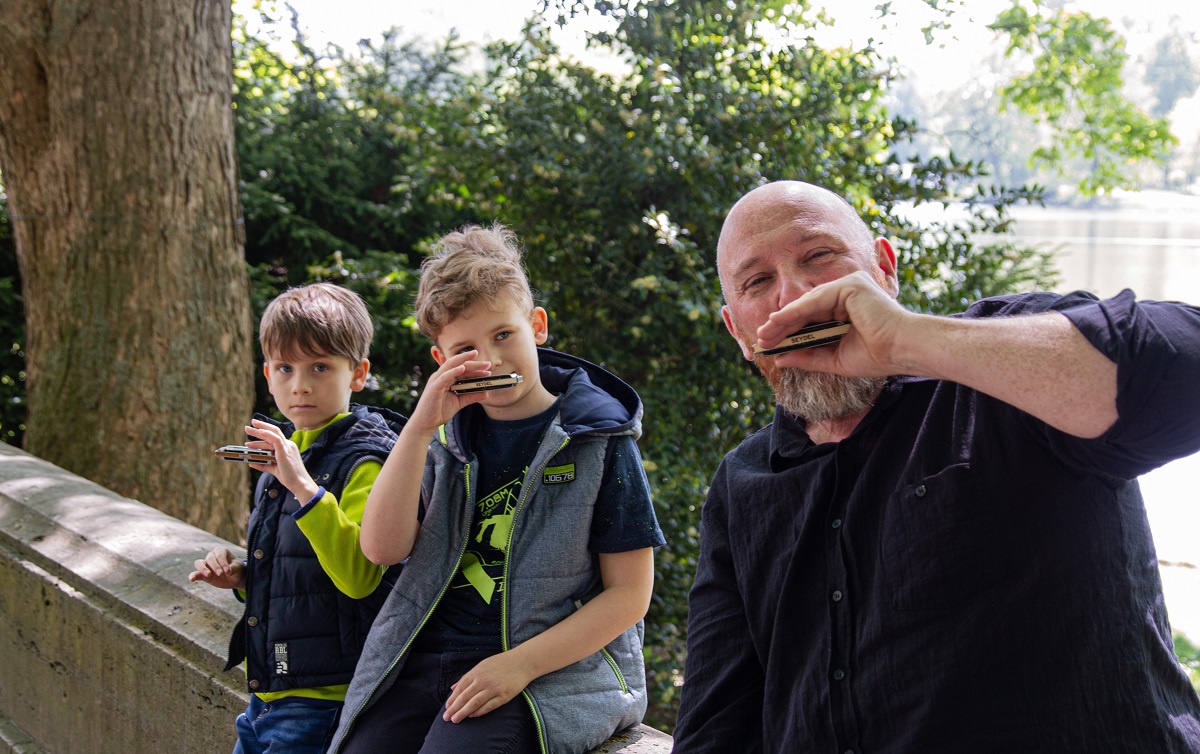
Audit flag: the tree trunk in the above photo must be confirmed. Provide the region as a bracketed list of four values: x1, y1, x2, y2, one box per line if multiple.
[0, 0, 253, 541]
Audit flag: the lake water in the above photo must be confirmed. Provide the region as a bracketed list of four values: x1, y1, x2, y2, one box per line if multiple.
[1008, 192, 1200, 640]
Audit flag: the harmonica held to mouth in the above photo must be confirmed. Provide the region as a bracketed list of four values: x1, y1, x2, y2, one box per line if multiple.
[450, 373, 524, 394]
[753, 321, 850, 356]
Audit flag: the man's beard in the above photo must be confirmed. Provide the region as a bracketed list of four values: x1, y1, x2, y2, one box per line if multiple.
[753, 347, 885, 423]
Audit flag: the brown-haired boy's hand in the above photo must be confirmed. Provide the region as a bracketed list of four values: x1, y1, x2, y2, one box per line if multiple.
[408, 350, 491, 435]
[188, 546, 247, 590]
[244, 419, 320, 504]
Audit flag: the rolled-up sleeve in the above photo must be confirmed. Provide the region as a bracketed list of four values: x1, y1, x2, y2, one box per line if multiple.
[1058, 289, 1200, 477]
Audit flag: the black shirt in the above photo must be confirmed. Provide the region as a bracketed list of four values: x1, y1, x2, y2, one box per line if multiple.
[674, 290, 1200, 754]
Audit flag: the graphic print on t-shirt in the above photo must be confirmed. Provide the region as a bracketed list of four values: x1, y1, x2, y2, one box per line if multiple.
[453, 470, 525, 604]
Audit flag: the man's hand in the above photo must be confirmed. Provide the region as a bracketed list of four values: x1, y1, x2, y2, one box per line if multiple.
[187, 546, 246, 590]
[756, 270, 914, 378]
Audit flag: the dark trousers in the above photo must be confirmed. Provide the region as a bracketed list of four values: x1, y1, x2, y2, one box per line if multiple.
[340, 651, 539, 754]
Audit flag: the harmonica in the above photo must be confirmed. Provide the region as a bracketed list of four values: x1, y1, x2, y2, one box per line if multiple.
[214, 445, 276, 464]
[450, 373, 524, 394]
[753, 321, 850, 356]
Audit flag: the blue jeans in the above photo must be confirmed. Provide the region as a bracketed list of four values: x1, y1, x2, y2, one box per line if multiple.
[233, 694, 342, 754]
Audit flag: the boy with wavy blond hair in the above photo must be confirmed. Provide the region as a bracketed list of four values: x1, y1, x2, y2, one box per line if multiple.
[329, 225, 664, 754]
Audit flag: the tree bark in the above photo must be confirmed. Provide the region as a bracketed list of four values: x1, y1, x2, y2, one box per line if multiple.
[0, 0, 253, 541]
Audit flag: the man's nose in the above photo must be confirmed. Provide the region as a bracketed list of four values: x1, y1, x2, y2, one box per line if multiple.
[778, 274, 812, 309]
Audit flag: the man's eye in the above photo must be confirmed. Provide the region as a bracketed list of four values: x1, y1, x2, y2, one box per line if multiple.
[744, 275, 769, 291]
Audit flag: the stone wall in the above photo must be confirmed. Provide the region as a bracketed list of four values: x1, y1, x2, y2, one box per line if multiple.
[0, 443, 671, 753]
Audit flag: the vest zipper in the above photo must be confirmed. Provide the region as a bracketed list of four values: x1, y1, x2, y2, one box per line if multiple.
[599, 647, 629, 693]
[332, 460, 475, 752]
[503, 435, 571, 754]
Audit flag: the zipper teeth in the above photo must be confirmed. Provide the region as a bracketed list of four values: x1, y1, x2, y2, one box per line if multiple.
[504, 435, 570, 754]
[333, 463, 474, 752]
[501, 436, 571, 650]
[521, 689, 548, 754]
[600, 648, 628, 693]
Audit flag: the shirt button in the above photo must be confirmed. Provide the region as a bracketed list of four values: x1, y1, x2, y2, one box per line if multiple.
[247, 616, 259, 627]
[249, 679, 260, 690]
[267, 489, 279, 499]
[832, 590, 844, 602]
[831, 518, 843, 529]
[253, 549, 265, 560]
[915, 484, 927, 498]
[833, 669, 846, 681]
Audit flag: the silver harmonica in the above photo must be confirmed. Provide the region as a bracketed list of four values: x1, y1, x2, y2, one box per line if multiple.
[450, 373, 524, 394]
[214, 445, 276, 463]
[753, 321, 850, 356]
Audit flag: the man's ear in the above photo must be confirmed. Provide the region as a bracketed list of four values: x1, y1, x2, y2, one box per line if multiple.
[875, 237, 900, 298]
[350, 359, 370, 392]
[531, 306, 549, 346]
[430, 345, 447, 366]
[721, 305, 757, 362]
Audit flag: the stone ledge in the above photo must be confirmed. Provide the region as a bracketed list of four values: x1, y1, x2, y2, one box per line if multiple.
[0, 442, 671, 752]
[0, 442, 247, 754]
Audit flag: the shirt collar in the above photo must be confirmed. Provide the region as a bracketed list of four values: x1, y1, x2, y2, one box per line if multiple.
[767, 376, 918, 471]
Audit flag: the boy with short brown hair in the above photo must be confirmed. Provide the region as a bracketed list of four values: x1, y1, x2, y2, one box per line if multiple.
[190, 282, 405, 754]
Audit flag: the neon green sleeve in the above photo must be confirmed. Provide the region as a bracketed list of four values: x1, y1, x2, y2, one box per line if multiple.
[295, 460, 387, 599]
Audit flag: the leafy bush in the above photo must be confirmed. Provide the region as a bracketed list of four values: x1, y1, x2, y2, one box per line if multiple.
[1176, 632, 1200, 693]
[228, 1, 1062, 729]
[0, 187, 25, 446]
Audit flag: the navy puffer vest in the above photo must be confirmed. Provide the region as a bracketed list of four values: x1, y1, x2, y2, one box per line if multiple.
[225, 404, 405, 693]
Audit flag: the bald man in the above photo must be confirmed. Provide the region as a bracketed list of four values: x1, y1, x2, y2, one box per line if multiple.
[672, 181, 1200, 753]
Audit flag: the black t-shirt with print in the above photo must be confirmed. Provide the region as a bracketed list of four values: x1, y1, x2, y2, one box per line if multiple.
[413, 397, 663, 653]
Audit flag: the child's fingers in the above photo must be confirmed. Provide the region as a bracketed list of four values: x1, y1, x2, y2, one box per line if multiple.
[445, 686, 500, 723]
[244, 420, 289, 447]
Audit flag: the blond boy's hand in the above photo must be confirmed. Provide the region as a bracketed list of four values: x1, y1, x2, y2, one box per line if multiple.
[188, 546, 247, 590]
[443, 651, 536, 723]
[408, 349, 492, 434]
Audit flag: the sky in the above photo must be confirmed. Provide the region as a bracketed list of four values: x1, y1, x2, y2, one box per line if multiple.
[258, 0, 1200, 143]
[263, 0, 1200, 87]
[255, 0, 1200, 619]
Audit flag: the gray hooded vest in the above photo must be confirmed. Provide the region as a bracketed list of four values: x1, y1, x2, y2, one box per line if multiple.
[329, 348, 650, 754]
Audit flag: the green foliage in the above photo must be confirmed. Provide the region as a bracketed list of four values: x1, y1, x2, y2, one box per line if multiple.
[0, 183, 25, 447]
[990, 1, 1176, 195]
[6, 0, 1074, 732]
[1175, 631, 1200, 693]
[228, 0, 1063, 730]
[414, 0, 1055, 726]
[233, 6, 478, 281]
[232, 5, 481, 419]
